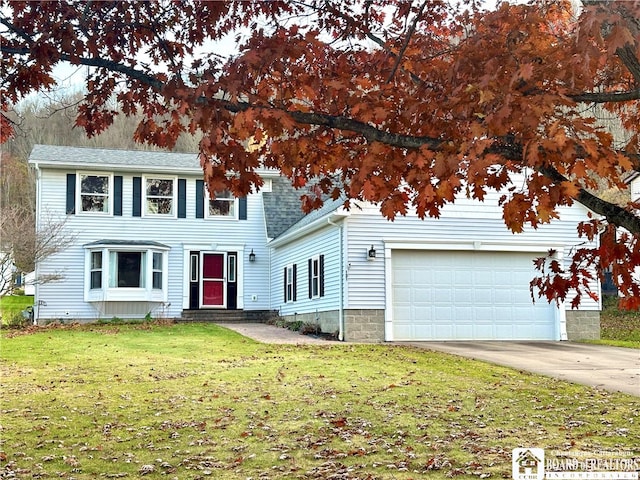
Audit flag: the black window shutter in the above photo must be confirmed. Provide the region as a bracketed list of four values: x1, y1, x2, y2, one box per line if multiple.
[66, 174, 76, 214]
[292, 264, 297, 301]
[113, 176, 123, 216]
[239, 196, 247, 220]
[196, 180, 204, 218]
[132, 176, 142, 217]
[284, 267, 287, 302]
[319, 255, 325, 297]
[308, 258, 312, 299]
[178, 179, 186, 218]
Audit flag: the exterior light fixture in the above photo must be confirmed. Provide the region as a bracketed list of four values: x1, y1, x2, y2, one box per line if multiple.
[367, 245, 376, 260]
[249, 249, 256, 262]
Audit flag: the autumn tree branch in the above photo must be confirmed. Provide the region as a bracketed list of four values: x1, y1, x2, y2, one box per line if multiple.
[385, 0, 429, 84]
[0, 46, 164, 90]
[616, 44, 640, 84]
[569, 89, 640, 102]
[538, 164, 640, 234]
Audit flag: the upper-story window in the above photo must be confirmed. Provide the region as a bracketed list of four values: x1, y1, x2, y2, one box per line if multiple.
[207, 190, 237, 218]
[145, 177, 176, 216]
[79, 173, 111, 214]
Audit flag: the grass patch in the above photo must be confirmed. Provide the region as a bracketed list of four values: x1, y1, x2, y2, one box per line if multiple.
[1, 323, 638, 479]
[0, 295, 33, 327]
[589, 296, 640, 349]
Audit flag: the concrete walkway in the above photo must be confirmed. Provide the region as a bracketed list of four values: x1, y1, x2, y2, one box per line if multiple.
[218, 322, 333, 344]
[218, 323, 639, 396]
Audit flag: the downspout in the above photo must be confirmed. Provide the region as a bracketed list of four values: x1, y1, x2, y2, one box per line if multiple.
[33, 163, 41, 325]
[327, 217, 345, 341]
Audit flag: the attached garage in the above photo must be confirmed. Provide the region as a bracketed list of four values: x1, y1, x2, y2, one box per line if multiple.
[390, 249, 560, 341]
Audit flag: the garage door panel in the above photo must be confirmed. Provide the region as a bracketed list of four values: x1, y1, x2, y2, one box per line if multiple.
[393, 287, 411, 303]
[453, 289, 473, 302]
[394, 324, 413, 339]
[391, 250, 558, 341]
[475, 306, 495, 321]
[474, 324, 494, 338]
[433, 324, 454, 339]
[454, 324, 474, 338]
[413, 287, 431, 301]
[433, 288, 452, 302]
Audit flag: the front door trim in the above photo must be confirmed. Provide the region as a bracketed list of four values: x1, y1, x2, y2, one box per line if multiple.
[182, 244, 246, 311]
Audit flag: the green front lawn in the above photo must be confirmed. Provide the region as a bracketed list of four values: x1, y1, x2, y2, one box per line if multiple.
[1, 323, 638, 479]
[0, 294, 33, 326]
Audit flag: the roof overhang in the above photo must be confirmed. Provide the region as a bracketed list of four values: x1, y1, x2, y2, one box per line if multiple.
[83, 240, 170, 250]
[268, 208, 350, 248]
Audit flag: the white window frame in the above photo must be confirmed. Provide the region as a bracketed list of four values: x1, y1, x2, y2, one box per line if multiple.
[143, 176, 177, 217]
[228, 255, 236, 283]
[84, 244, 169, 302]
[190, 254, 199, 283]
[310, 255, 321, 299]
[205, 189, 238, 220]
[77, 172, 113, 215]
[285, 264, 295, 303]
[152, 252, 163, 290]
[90, 251, 102, 289]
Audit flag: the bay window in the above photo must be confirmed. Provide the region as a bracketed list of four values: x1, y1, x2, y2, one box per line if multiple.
[84, 241, 168, 302]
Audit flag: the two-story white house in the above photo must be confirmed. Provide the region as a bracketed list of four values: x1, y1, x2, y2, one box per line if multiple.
[29, 145, 276, 323]
[30, 145, 601, 342]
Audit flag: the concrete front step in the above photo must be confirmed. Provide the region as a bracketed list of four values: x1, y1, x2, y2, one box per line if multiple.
[177, 309, 279, 324]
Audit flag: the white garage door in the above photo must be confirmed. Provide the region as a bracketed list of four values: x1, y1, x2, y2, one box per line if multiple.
[391, 250, 558, 341]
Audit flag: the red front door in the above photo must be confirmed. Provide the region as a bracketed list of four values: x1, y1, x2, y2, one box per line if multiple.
[202, 253, 225, 307]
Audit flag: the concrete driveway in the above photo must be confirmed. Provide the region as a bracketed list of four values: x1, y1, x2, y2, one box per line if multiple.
[219, 324, 639, 396]
[405, 341, 640, 397]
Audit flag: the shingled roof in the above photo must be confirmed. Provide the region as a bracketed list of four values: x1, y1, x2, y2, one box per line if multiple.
[29, 144, 201, 173]
[263, 176, 347, 240]
[262, 177, 309, 239]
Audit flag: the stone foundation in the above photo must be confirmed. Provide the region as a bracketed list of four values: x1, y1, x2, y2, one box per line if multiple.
[565, 310, 600, 340]
[279, 309, 385, 342]
[279, 310, 339, 336]
[343, 309, 385, 343]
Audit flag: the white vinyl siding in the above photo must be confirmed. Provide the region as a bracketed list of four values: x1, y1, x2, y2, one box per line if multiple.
[344, 200, 600, 313]
[270, 226, 341, 316]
